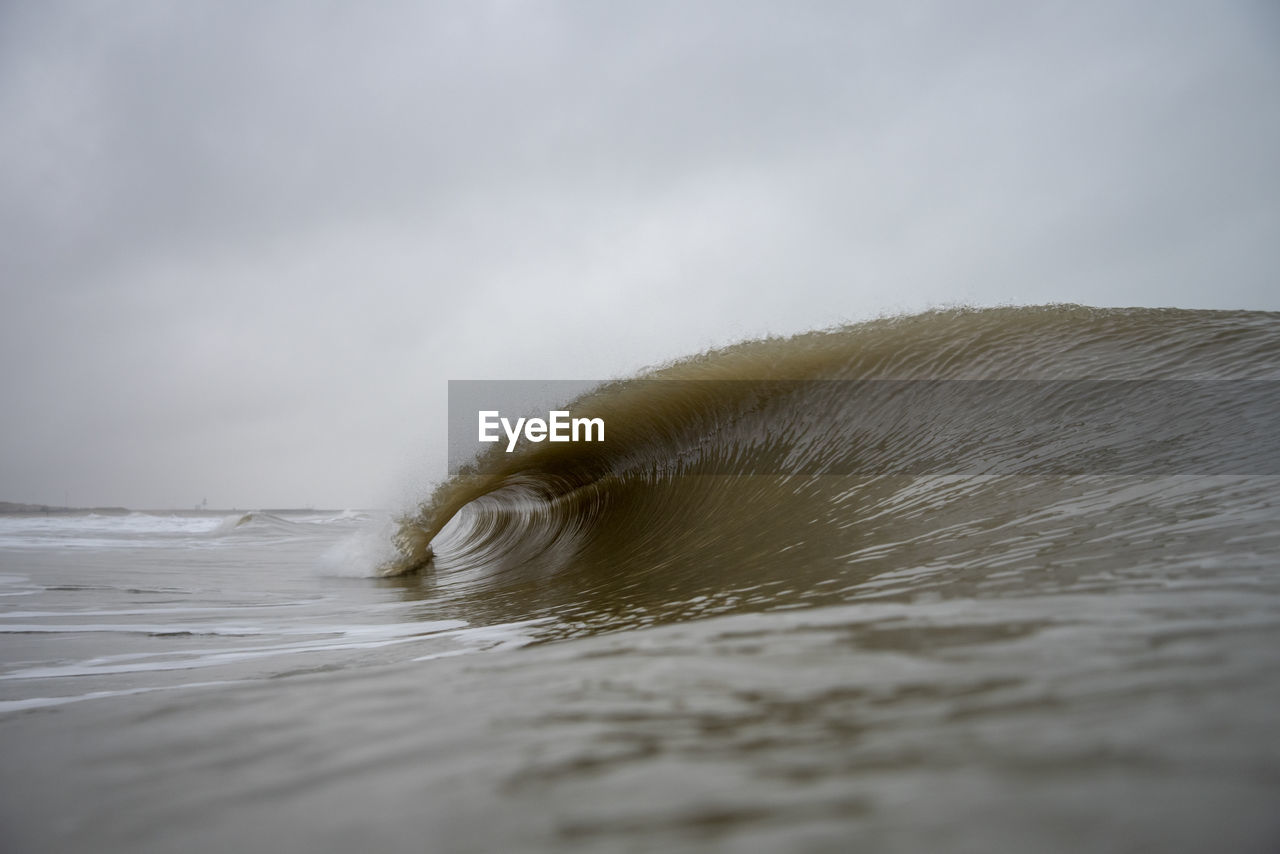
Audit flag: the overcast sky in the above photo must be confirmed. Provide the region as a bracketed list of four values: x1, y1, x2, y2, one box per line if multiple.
[2, 0, 1277, 510]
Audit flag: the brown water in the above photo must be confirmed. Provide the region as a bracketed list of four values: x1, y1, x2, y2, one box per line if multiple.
[2, 306, 1280, 852]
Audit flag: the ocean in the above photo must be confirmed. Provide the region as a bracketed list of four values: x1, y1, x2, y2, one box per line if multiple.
[2, 306, 1279, 852]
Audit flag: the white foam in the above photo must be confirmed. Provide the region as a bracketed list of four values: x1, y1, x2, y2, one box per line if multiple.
[0, 604, 301, 619]
[0, 573, 40, 597]
[317, 514, 401, 577]
[0, 680, 247, 714]
[0, 623, 267, 636]
[0, 513, 227, 549]
[0, 619, 470, 679]
[411, 619, 549, 661]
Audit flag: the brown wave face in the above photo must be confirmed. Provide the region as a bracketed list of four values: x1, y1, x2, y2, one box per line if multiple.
[382, 306, 1280, 640]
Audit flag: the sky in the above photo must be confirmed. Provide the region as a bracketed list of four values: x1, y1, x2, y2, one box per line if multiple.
[2, 0, 1278, 510]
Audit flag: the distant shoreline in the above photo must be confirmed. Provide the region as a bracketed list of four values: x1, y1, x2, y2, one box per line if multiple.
[0, 502, 339, 515]
[0, 501, 129, 515]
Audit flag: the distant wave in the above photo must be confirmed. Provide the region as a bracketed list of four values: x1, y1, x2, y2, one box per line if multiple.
[213, 511, 296, 535]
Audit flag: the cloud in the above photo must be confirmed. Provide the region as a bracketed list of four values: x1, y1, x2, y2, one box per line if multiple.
[1, 0, 1277, 507]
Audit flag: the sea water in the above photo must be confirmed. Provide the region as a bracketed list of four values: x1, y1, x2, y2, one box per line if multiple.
[4, 307, 1280, 852]
[2, 493, 1278, 854]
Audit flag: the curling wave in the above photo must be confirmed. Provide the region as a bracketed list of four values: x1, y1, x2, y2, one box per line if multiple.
[384, 306, 1280, 640]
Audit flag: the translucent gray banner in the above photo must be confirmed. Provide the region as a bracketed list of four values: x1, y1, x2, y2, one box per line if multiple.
[448, 380, 1280, 476]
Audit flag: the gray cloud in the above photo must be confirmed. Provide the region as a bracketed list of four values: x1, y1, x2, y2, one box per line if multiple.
[2, 0, 1277, 508]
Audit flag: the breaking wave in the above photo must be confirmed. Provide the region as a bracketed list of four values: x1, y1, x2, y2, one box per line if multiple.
[386, 306, 1280, 640]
